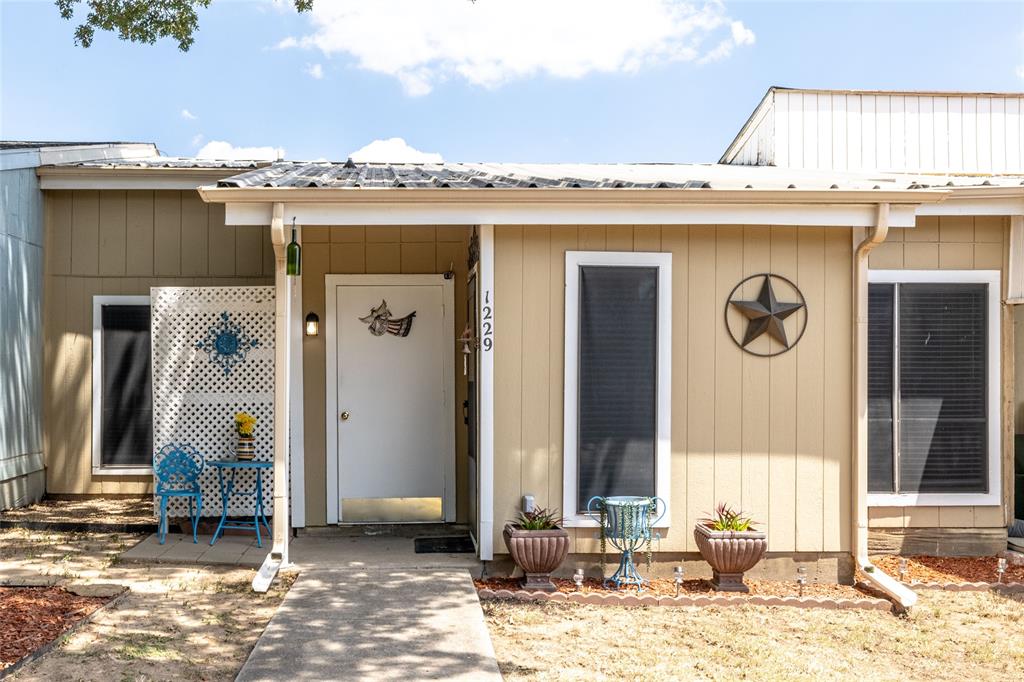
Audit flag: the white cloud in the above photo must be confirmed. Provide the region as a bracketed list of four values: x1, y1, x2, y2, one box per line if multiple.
[697, 19, 755, 64]
[1017, 64, 1024, 80]
[180, 108, 198, 120]
[196, 140, 284, 160]
[190, 133, 205, 147]
[349, 138, 443, 163]
[306, 63, 324, 79]
[280, 0, 756, 96]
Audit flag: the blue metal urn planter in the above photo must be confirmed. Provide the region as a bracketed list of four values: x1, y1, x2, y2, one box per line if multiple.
[588, 495, 665, 592]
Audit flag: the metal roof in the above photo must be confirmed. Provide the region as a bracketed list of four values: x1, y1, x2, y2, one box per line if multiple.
[214, 160, 1024, 192]
[68, 156, 269, 170]
[0, 140, 143, 150]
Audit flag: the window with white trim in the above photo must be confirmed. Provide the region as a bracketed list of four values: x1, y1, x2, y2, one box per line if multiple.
[867, 270, 1001, 506]
[92, 296, 153, 474]
[563, 252, 671, 526]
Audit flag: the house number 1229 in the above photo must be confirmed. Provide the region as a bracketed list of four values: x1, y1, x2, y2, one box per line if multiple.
[481, 291, 493, 352]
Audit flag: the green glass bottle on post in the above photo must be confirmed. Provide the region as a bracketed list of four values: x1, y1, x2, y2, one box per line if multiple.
[286, 217, 301, 276]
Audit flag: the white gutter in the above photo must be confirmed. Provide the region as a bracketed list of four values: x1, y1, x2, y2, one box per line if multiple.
[253, 201, 292, 593]
[852, 202, 917, 611]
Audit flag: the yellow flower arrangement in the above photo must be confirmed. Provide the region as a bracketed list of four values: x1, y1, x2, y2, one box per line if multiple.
[235, 412, 257, 437]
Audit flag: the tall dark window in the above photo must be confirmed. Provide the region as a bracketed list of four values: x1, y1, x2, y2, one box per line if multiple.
[868, 282, 989, 494]
[576, 266, 658, 512]
[98, 304, 152, 468]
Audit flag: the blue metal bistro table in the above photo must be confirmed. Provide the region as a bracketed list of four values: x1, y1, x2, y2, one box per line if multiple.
[209, 460, 272, 547]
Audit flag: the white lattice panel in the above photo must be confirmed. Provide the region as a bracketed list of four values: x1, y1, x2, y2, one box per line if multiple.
[151, 287, 275, 517]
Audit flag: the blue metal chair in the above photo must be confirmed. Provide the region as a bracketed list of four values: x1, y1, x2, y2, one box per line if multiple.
[154, 444, 204, 544]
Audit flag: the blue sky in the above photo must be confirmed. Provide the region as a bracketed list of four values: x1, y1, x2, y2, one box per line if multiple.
[1, 0, 1022, 163]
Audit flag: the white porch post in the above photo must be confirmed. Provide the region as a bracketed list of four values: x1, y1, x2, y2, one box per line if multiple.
[254, 202, 293, 591]
[478, 224, 495, 561]
[289, 227, 305, 528]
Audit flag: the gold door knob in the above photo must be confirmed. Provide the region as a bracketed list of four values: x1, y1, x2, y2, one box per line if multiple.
[340, 411, 351, 421]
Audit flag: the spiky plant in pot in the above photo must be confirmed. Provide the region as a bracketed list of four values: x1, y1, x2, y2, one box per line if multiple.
[503, 506, 571, 592]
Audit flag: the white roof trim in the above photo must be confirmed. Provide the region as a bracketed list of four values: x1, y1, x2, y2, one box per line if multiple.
[222, 199, 923, 228]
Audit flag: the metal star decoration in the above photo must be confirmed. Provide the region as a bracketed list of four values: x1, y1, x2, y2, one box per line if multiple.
[729, 275, 805, 349]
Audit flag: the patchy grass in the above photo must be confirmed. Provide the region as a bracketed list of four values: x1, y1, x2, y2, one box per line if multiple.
[0, 528, 294, 681]
[483, 590, 1024, 681]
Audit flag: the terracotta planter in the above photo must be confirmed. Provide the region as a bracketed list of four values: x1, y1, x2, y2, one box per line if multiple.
[694, 524, 768, 592]
[503, 524, 571, 592]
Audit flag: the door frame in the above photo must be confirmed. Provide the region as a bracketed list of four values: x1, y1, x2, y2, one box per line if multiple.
[324, 274, 456, 524]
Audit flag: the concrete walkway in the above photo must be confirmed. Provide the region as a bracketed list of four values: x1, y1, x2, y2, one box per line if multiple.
[236, 568, 502, 681]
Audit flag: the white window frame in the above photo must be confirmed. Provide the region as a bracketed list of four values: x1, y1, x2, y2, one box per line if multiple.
[92, 295, 153, 475]
[563, 251, 672, 527]
[866, 270, 1001, 507]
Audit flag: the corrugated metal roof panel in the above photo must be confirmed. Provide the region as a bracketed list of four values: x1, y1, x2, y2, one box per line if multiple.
[213, 160, 1024, 192]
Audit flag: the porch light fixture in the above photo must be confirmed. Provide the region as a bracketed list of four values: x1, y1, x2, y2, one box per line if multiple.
[304, 312, 320, 337]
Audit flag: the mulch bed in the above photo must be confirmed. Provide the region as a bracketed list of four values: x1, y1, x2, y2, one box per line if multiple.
[873, 555, 1024, 585]
[0, 587, 111, 670]
[475, 576, 876, 600]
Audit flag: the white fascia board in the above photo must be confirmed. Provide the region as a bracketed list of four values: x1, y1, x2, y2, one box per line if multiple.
[39, 171, 236, 191]
[224, 200, 920, 228]
[915, 195, 1024, 216]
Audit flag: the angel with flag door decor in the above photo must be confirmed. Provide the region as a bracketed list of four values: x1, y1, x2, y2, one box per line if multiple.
[359, 300, 416, 337]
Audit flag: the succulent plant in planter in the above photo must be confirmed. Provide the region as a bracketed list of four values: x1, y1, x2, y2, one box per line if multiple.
[502, 507, 570, 592]
[694, 503, 767, 593]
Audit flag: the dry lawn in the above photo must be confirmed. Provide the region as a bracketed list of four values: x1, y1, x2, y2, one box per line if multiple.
[483, 590, 1024, 681]
[0, 528, 292, 681]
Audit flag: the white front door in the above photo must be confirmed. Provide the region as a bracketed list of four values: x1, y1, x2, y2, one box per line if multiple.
[328, 275, 454, 523]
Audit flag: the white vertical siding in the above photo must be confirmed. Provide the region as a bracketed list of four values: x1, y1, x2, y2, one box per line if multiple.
[0, 168, 45, 506]
[725, 89, 1024, 173]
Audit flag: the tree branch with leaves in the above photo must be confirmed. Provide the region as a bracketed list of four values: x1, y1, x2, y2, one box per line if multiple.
[56, 0, 314, 51]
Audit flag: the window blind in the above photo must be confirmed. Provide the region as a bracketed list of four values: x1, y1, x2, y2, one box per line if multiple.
[868, 282, 989, 495]
[100, 304, 153, 467]
[576, 266, 657, 512]
[897, 284, 987, 493]
[868, 284, 895, 493]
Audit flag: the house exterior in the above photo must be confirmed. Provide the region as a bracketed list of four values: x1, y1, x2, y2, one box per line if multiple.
[0, 141, 156, 509]
[12, 88, 1024, 591]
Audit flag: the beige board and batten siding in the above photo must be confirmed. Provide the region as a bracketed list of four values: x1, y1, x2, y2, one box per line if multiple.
[43, 189, 273, 495]
[493, 225, 853, 554]
[867, 215, 1009, 530]
[299, 225, 472, 527]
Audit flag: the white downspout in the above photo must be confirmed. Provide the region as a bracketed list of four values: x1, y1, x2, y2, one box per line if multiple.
[254, 202, 292, 592]
[852, 202, 917, 610]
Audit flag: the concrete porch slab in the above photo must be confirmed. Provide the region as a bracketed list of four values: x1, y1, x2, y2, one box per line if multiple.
[119, 533, 264, 568]
[119, 533, 482, 573]
[236, 569, 501, 681]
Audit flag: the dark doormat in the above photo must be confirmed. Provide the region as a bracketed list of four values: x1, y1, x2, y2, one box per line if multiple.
[414, 535, 476, 554]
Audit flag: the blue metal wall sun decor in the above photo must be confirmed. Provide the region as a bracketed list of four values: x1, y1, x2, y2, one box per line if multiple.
[196, 312, 260, 375]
